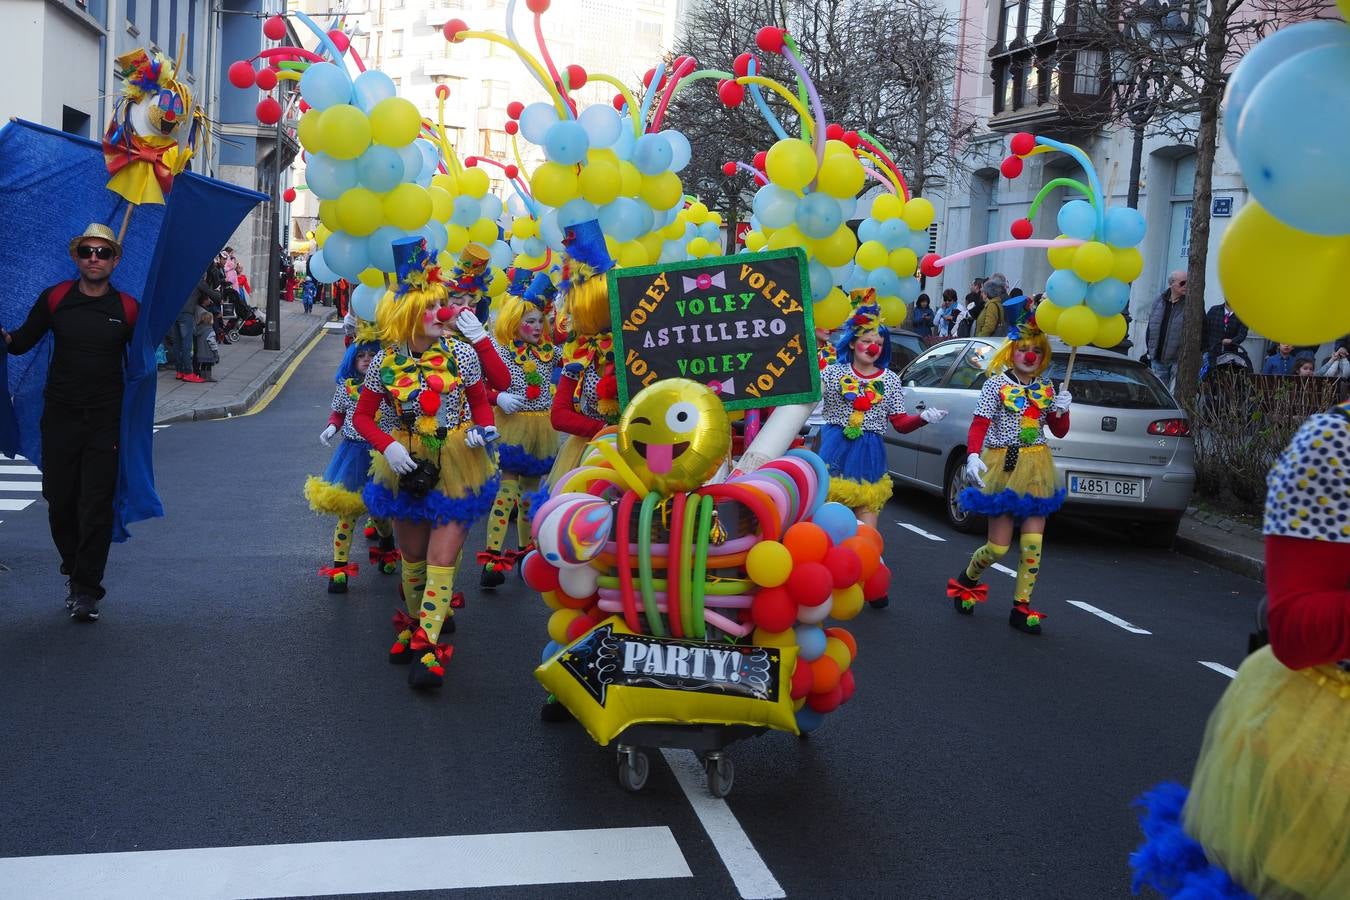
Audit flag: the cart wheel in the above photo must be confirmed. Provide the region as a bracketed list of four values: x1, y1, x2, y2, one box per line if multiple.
[617, 746, 649, 793]
[227, 329, 240, 342]
[704, 752, 734, 798]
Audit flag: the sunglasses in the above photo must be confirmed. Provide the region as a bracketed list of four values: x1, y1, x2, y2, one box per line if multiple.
[76, 245, 116, 260]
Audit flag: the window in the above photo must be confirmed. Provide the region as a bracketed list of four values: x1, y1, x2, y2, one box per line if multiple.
[1044, 356, 1175, 409]
[388, 29, 404, 58]
[126, 0, 136, 25]
[947, 344, 996, 390]
[390, 0, 406, 7]
[901, 343, 967, 387]
[480, 130, 508, 156]
[1001, 0, 1020, 45]
[169, 1, 178, 55]
[186, 0, 196, 69]
[62, 106, 91, 138]
[150, 0, 160, 45]
[480, 79, 509, 109]
[1071, 49, 1103, 95]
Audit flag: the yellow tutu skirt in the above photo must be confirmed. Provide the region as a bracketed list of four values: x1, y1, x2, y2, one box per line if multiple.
[498, 410, 560, 476]
[546, 433, 591, 487]
[960, 444, 1066, 519]
[302, 476, 367, 519]
[365, 426, 500, 526]
[1184, 646, 1350, 899]
[828, 475, 893, 513]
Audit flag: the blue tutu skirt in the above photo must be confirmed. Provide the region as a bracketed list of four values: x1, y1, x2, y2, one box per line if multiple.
[818, 424, 886, 482]
[323, 438, 375, 493]
[1129, 783, 1253, 899]
[498, 443, 555, 477]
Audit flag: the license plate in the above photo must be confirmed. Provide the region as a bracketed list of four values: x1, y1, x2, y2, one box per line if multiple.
[1068, 474, 1146, 502]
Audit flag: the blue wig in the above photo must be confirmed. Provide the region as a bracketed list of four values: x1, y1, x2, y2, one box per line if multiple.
[834, 321, 892, 371]
[336, 340, 381, 384]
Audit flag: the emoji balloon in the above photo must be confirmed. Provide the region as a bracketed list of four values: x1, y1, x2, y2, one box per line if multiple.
[617, 379, 731, 494]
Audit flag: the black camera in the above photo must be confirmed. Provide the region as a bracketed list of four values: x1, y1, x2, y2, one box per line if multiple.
[398, 458, 441, 499]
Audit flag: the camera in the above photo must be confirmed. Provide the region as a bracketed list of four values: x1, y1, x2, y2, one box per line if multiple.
[398, 458, 441, 499]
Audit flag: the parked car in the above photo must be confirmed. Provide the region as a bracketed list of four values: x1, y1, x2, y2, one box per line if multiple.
[884, 337, 1196, 546]
[888, 328, 925, 373]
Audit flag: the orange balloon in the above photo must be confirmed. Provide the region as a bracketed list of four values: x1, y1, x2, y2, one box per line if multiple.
[856, 523, 884, 554]
[825, 626, 857, 660]
[841, 535, 881, 581]
[556, 589, 592, 610]
[809, 655, 842, 693]
[782, 522, 830, 564]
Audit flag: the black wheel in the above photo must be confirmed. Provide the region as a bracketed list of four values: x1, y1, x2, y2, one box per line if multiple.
[617, 748, 649, 792]
[944, 456, 982, 533]
[1131, 518, 1181, 549]
[227, 328, 240, 343]
[705, 754, 733, 798]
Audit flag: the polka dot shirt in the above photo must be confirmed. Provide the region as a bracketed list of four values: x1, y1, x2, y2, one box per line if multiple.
[493, 339, 555, 413]
[330, 380, 364, 442]
[363, 339, 482, 432]
[1264, 405, 1350, 543]
[820, 363, 908, 434]
[973, 371, 1058, 449]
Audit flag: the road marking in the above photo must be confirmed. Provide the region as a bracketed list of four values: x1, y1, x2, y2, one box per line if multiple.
[662, 748, 785, 899]
[991, 563, 1017, 578]
[1198, 661, 1237, 679]
[897, 522, 945, 542]
[1066, 600, 1152, 634]
[0, 499, 35, 511]
[0, 465, 40, 475]
[238, 328, 327, 418]
[324, 320, 345, 331]
[0, 827, 692, 899]
[0, 481, 42, 492]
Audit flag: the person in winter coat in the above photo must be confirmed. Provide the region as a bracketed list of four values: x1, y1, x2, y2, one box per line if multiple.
[193, 303, 219, 382]
[1318, 345, 1350, 379]
[1144, 271, 1187, 389]
[910, 294, 935, 336]
[974, 275, 1007, 337]
[1201, 300, 1249, 362]
[1262, 344, 1297, 375]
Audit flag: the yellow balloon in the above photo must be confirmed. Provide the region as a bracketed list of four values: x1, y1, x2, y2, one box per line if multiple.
[317, 104, 371, 160]
[812, 224, 858, 267]
[888, 247, 918, 277]
[315, 224, 332, 247]
[587, 147, 619, 167]
[617, 161, 642, 197]
[1047, 234, 1077, 270]
[431, 172, 458, 195]
[707, 211, 723, 226]
[458, 167, 490, 199]
[445, 223, 470, 253]
[540, 590, 563, 611]
[1220, 201, 1350, 344]
[751, 627, 797, 648]
[358, 267, 385, 288]
[901, 197, 936, 230]
[368, 96, 422, 148]
[823, 636, 853, 672]
[686, 201, 709, 225]
[515, 217, 540, 239]
[744, 231, 767, 252]
[1093, 312, 1128, 348]
[855, 240, 887, 271]
[765, 138, 817, 192]
[814, 288, 849, 330]
[824, 138, 853, 157]
[578, 160, 621, 205]
[1071, 241, 1114, 282]
[662, 219, 686, 240]
[1111, 246, 1145, 283]
[816, 153, 865, 199]
[336, 187, 383, 237]
[1057, 304, 1099, 346]
[830, 584, 864, 620]
[871, 194, 903, 220]
[767, 225, 807, 251]
[879, 295, 905, 327]
[383, 183, 432, 231]
[531, 161, 579, 207]
[470, 218, 499, 245]
[747, 540, 792, 587]
[1033, 299, 1064, 334]
[617, 240, 649, 267]
[487, 265, 508, 297]
[547, 608, 583, 645]
[639, 231, 663, 261]
[687, 237, 710, 257]
[640, 171, 682, 210]
[296, 109, 325, 154]
[428, 186, 453, 222]
[318, 200, 340, 232]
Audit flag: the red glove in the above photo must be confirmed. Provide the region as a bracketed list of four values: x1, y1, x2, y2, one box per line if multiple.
[966, 416, 991, 454]
[352, 387, 393, 452]
[551, 374, 603, 438]
[465, 379, 495, 428]
[889, 413, 925, 434]
[1265, 534, 1350, 669]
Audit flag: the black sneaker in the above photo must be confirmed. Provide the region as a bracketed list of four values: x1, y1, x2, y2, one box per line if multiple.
[71, 595, 100, 622]
[64, 580, 76, 611]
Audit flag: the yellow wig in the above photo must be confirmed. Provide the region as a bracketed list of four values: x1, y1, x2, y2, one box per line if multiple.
[562, 275, 611, 337]
[987, 328, 1052, 377]
[376, 282, 450, 346]
[493, 293, 549, 345]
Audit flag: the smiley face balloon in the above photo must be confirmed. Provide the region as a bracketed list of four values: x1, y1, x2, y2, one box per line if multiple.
[617, 378, 731, 494]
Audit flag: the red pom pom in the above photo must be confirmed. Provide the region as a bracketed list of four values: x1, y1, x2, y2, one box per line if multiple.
[756, 26, 786, 53]
[839, 669, 856, 703]
[418, 391, 441, 416]
[1000, 155, 1024, 179]
[435, 306, 454, 323]
[255, 97, 282, 125]
[790, 659, 814, 699]
[752, 150, 768, 172]
[842, 130, 861, 149]
[1010, 218, 1034, 240]
[822, 546, 862, 590]
[861, 563, 890, 601]
[596, 374, 618, 400]
[255, 68, 278, 91]
[525, 384, 542, 400]
[435, 84, 451, 100]
[807, 684, 843, 714]
[733, 52, 755, 78]
[506, 101, 524, 120]
[565, 65, 587, 90]
[786, 562, 833, 607]
[919, 252, 944, 278]
[283, 187, 297, 203]
[751, 586, 797, 632]
[328, 30, 350, 52]
[721, 161, 738, 176]
[521, 550, 560, 593]
[717, 80, 745, 108]
[612, 94, 626, 111]
[263, 15, 287, 41]
[1010, 131, 1036, 156]
[526, 0, 550, 12]
[504, 164, 519, 179]
[443, 18, 469, 42]
[228, 61, 256, 89]
[851, 395, 871, 411]
[504, 120, 519, 136]
[825, 123, 845, 141]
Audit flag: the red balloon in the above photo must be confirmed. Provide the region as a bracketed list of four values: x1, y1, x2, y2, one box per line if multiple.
[920, 252, 944, 278]
[839, 669, 856, 703]
[565, 65, 587, 90]
[328, 30, 350, 52]
[1010, 131, 1036, 156]
[612, 94, 626, 111]
[255, 68, 278, 91]
[526, 0, 550, 12]
[841, 536, 880, 581]
[756, 26, 786, 53]
[842, 130, 861, 149]
[566, 612, 594, 641]
[822, 545, 862, 590]
[1010, 218, 1034, 240]
[227, 61, 256, 89]
[435, 84, 451, 100]
[642, 68, 657, 88]
[256, 97, 282, 125]
[464, 157, 478, 167]
[521, 551, 560, 593]
[861, 563, 890, 601]
[506, 101, 524, 120]
[825, 123, 845, 141]
[504, 120, 519, 136]
[1000, 155, 1024, 179]
[790, 659, 814, 699]
[751, 586, 797, 633]
[733, 52, 755, 78]
[298, 99, 310, 113]
[807, 684, 843, 713]
[717, 80, 745, 108]
[504, 164, 519, 179]
[722, 161, 737, 176]
[263, 15, 287, 41]
[283, 187, 297, 203]
[752, 150, 768, 171]
[443, 18, 469, 42]
[786, 562, 833, 607]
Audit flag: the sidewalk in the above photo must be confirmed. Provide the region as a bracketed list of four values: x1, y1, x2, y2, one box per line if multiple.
[1175, 506, 1265, 581]
[154, 299, 335, 424]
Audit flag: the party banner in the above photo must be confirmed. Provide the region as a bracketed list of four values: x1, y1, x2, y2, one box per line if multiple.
[608, 248, 818, 411]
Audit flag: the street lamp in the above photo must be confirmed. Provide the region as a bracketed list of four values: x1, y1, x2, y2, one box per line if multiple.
[1109, 0, 1167, 209]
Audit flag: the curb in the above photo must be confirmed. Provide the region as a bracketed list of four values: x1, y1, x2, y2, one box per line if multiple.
[154, 316, 334, 424]
[1174, 533, 1265, 581]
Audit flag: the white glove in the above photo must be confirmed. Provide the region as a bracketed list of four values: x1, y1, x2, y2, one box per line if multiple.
[383, 441, 417, 475]
[464, 425, 499, 448]
[965, 452, 988, 489]
[319, 424, 338, 447]
[1053, 390, 1073, 413]
[496, 392, 526, 415]
[920, 407, 948, 424]
[455, 309, 488, 343]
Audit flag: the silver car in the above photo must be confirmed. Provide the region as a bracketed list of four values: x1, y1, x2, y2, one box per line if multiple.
[884, 338, 1196, 547]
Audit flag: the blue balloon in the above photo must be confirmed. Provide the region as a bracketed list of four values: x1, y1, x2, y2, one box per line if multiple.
[1223, 21, 1350, 150]
[752, 184, 797, 229]
[876, 218, 907, 250]
[836, 196, 858, 220]
[518, 103, 557, 145]
[397, 143, 423, 181]
[558, 198, 599, 228]
[322, 232, 369, 280]
[298, 62, 351, 110]
[522, 236, 547, 258]
[1085, 278, 1130, 316]
[479, 194, 503, 222]
[352, 69, 397, 113]
[541, 640, 562, 663]
[416, 139, 440, 175]
[599, 198, 644, 242]
[908, 228, 931, 255]
[869, 267, 900, 298]
[610, 118, 636, 160]
[659, 240, 685, 263]
[544, 120, 590, 166]
[896, 277, 921, 304]
[578, 104, 621, 148]
[794, 625, 827, 661]
[857, 218, 880, 243]
[808, 259, 832, 302]
[1237, 43, 1350, 235]
[538, 209, 564, 250]
[662, 129, 692, 172]
[306, 153, 359, 200]
[831, 262, 854, 284]
[1046, 268, 1088, 306]
[308, 249, 339, 284]
[795, 193, 843, 239]
[632, 133, 673, 175]
[795, 707, 825, 734]
[812, 501, 857, 544]
[1103, 207, 1147, 248]
[636, 202, 656, 236]
[350, 283, 382, 321]
[419, 221, 448, 254]
[1057, 200, 1097, 241]
[843, 268, 866, 292]
[365, 226, 403, 272]
[450, 196, 481, 227]
[488, 239, 514, 270]
[356, 146, 404, 193]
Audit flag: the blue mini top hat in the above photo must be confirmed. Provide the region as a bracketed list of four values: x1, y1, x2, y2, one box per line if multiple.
[562, 219, 614, 280]
[506, 266, 534, 297]
[392, 236, 435, 294]
[1003, 294, 1038, 340]
[524, 271, 558, 310]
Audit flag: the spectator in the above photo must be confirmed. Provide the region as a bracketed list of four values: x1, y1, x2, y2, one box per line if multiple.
[936, 289, 960, 337]
[173, 269, 217, 383]
[1201, 298, 1248, 362]
[1294, 356, 1316, 377]
[1144, 270, 1187, 390]
[1262, 343, 1297, 375]
[194, 301, 219, 382]
[910, 293, 935, 336]
[974, 274, 1007, 337]
[1319, 345, 1350, 378]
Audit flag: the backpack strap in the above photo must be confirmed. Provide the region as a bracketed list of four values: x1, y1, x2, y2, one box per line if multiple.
[45, 280, 76, 313]
[118, 292, 138, 327]
[47, 281, 137, 328]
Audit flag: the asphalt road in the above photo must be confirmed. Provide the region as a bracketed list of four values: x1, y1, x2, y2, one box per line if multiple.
[0, 332, 1264, 900]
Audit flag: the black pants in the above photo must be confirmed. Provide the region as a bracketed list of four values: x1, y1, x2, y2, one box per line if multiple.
[40, 400, 121, 600]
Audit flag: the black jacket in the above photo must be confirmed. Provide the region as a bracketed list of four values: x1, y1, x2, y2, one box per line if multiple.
[7, 283, 135, 407]
[1201, 304, 1248, 358]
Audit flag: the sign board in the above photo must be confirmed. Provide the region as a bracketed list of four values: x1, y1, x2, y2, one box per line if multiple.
[1212, 196, 1233, 217]
[607, 248, 819, 412]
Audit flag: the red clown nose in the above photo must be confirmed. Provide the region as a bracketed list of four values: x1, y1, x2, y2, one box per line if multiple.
[435, 307, 454, 323]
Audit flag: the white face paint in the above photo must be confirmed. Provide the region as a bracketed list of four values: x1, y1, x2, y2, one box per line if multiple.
[1012, 344, 1042, 376]
[519, 309, 544, 344]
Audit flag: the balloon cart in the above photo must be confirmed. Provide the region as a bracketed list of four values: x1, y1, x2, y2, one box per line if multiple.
[525, 380, 888, 798]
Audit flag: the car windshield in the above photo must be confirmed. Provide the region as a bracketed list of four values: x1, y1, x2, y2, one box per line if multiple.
[1046, 355, 1175, 409]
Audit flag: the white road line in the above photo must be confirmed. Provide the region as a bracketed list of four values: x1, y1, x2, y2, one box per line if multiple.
[1198, 661, 1237, 679]
[897, 522, 945, 542]
[991, 563, 1018, 578]
[0, 465, 40, 476]
[662, 749, 785, 899]
[0, 499, 35, 511]
[0, 481, 43, 492]
[0, 827, 692, 899]
[1066, 600, 1152, 635]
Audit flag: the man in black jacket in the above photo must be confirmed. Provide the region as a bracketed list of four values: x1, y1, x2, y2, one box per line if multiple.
[1, 224, 138, 621]
[1201, 300, 1249, 363]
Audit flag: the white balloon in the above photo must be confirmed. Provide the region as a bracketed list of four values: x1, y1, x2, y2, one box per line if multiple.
[558, 562, 599, 599]
[796, 595, 834, 624]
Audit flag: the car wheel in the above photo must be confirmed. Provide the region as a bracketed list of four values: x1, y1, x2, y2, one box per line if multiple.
[944, 456, 982, 533]
[1131, 518, 1181, 549]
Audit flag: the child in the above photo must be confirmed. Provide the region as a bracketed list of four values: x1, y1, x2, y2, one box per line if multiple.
[193, 304, 219, 382]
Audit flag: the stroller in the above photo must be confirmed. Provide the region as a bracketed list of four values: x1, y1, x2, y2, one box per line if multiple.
[222, 285, 265, 340]
[1200, 344, 1253, 381]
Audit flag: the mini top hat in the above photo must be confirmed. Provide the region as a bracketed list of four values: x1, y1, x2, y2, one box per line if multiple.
[392, 236, 439, 294]
[561, 219, 614, 283]
[447, 243, 492, 297]
[69, 223, 121, 258]
[524, 271, 558, 311]
[1003, 294, 1039, 341]
[505, 266, 534, 297]
[847, 288, 882, 333]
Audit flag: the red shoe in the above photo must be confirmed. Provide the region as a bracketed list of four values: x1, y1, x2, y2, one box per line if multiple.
[179, 373, 206, 383]
[450, 591, 466, 609]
